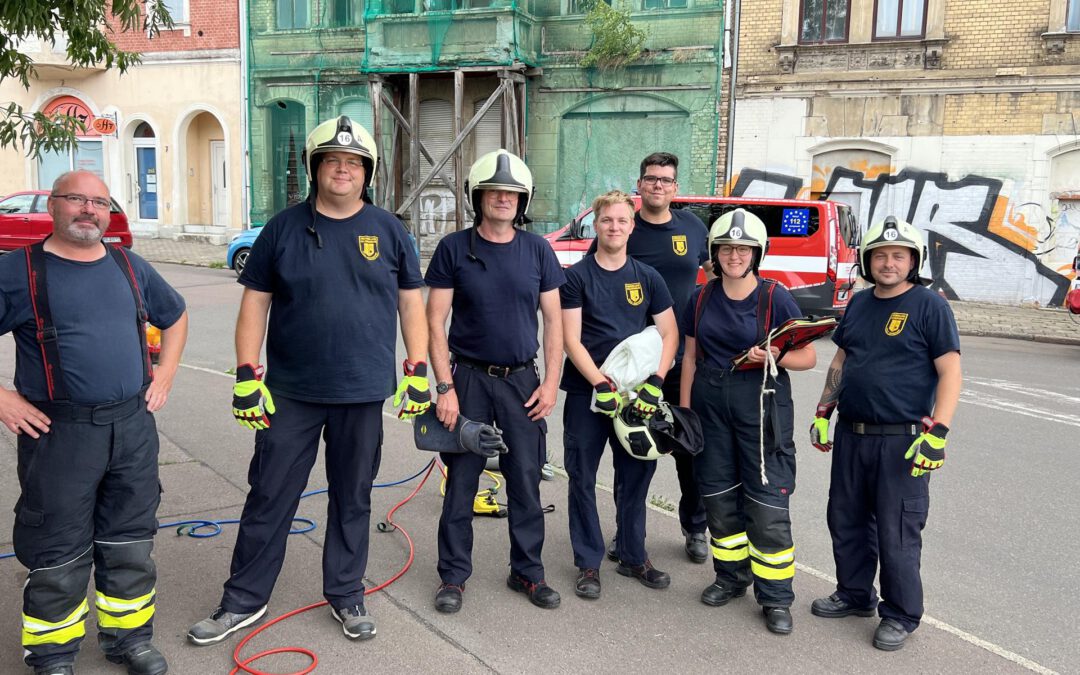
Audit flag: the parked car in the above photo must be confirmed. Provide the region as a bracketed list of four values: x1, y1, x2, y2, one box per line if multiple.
[0, 190, 133, 251]
[226, 224, 420, 277]
[226, 226, 262, 276]
[544, 194, 860, 314]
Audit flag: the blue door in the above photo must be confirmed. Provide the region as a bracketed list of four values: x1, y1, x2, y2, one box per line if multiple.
[137, 147, 159, 220]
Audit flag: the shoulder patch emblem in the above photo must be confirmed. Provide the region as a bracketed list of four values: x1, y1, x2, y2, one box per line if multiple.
[625, 282, 644, 306]
[672, 234, 688, 256]
[884, 312, 908, 337]
[358, 235, 379, 261]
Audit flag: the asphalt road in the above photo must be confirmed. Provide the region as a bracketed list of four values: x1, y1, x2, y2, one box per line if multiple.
[0, 262, 1076, 674]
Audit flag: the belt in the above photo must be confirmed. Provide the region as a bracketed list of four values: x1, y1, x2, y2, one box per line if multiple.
[453, 355, 534, 378]
[844, 420, 919, 436]
[31, 393, 145, 425]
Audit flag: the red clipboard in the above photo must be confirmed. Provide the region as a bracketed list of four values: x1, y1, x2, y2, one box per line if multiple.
[731, 316, 838, 370]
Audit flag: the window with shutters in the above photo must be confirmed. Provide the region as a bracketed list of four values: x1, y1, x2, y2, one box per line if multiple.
[471, 97, 503, 163]
[418, 99, 454, 185]
[337, 98, 374, 133]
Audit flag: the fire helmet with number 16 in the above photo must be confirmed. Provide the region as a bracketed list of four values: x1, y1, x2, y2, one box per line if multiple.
[858, 215, 927, 284]
[708, 208, 769, 277]
[465, 149, 534, 225]
[302, 115, 378, 197]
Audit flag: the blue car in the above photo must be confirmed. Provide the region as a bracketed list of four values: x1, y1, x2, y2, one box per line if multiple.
[226, 224, 420, 277]
[226, 226, 262, 277]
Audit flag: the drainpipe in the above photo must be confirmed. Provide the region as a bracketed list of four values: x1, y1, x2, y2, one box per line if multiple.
[723, 0, 741, 195]
[239, 0, 252, 229]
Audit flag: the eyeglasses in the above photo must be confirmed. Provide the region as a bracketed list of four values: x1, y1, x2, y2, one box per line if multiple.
[52, 194, 111, 210]
[717, 244, 753, 256]
[640, 176, 676, 187]
[322, 157, 365, 170]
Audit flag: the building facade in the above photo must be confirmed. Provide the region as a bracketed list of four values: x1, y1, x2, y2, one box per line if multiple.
[0, 0, 245, 240]
[722, 0, 1080, 306]
[245, 0, 725, 248]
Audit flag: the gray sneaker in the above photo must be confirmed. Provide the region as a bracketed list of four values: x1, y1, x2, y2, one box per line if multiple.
[331, 604, 376, 640]
[187, 605, 267, 646]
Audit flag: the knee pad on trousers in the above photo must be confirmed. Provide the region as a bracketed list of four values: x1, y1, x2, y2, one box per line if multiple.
[703, 491, 740, 537]
[23, 549, 94, 658]
[93, 540, 156, 639]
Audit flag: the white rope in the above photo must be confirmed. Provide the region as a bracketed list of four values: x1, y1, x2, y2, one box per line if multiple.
[758, 338, 778, 486]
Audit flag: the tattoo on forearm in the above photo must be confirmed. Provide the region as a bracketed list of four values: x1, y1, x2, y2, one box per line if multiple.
[819, 365, 842, 406]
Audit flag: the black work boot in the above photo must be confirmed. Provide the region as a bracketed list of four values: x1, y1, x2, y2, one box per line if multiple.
[616, 560, 671, 589]
[574, 568, 601, 599]
[811, 593, 877, 618]
[435, 583, 464, 614]
[700, 578, 747, 606]
[873, 618, 910, 651]
[506, 575, 561, 609]
[34, 665, 74, 675]
[105, 641, 168, 675]
[683, 531, 709, 564]
[763, 606, 794, 635]
[606, 537, 619, 563]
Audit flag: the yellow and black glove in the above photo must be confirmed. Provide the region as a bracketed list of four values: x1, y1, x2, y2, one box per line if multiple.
[593, 380, 623, 418]
[904, 416, 948, 477]
[809, 403, 836, 453]
[232, 363, 275, 430]
[393, 360, 432, 420]
[632, 374, 664, 419]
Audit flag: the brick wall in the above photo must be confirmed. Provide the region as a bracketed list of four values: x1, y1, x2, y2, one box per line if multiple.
[941, 0, 1049, 70]
[108, 0, 240, 52]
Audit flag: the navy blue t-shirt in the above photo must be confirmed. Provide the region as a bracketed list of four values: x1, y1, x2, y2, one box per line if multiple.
[0, 247, 186, 404]
[833, 284, 960, 423]
[681, 280, 801, 370]
[589, 209, 708, 361]
[559, 256, 673, 393]
[240, 201, 424, 404]
[426, 227, 564, 366]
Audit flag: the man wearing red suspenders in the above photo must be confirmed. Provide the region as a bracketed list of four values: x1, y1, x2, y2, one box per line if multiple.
[0, 171, 188, 675]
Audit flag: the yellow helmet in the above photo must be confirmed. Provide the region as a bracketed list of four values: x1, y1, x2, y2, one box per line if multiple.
[302, 115, 378, 193]
[858, 216, 926, 284]
[708, 208, 769, 275]
[465, 149, 533, 224]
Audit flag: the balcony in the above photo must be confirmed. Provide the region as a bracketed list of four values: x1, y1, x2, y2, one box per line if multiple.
[364, 0, 539, 70]
[17, 35, 106, 80]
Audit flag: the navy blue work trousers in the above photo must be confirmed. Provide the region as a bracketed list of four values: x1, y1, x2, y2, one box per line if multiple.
[221, 395, 383, 614]
[563, 392, 657, 569]
[828, 419, 930, 632]
[437, 362, 548, 585]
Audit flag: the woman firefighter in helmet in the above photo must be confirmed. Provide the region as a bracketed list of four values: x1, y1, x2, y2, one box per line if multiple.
[678, 209, 818, 635]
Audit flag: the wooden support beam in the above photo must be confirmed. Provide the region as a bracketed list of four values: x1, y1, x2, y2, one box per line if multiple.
[453, 70, 466, 231]
[368, 75, 387, 208]
[408, 73, 420, 245]
[378, 90, 463, 210]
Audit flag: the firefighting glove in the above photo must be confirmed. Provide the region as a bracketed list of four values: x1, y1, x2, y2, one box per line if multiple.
[592, 380, 623, 418]
[904, 416, 948, 477]
[632, 374, 664, 419]
[810, 403, 836, 453]
[232, 363, 275, 430]
[458, 418, 508, 458]
[393, 360, 432, 420]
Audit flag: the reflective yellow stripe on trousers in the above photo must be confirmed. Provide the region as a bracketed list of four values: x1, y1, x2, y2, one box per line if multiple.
[22, 599, 89, 647]
[711, 532, 749, 562]
[749, 544, 795, 580]
[96, 589, 156, 630]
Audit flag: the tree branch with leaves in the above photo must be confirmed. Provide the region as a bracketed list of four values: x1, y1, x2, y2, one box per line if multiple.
[0, 0, 173, 157]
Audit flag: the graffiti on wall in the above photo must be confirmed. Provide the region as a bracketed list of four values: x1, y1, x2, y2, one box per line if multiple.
[729, 168, 1077, 307]
[419, 188, 456, 236]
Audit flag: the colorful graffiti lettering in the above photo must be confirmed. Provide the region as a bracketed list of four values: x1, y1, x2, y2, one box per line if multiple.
[728, 168, 1076, 307]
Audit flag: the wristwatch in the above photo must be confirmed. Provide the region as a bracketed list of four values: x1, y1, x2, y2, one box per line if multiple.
[436, 381, 454, 394]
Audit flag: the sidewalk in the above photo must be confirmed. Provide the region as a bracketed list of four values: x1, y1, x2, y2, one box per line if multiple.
[132, 238, 1080, 346]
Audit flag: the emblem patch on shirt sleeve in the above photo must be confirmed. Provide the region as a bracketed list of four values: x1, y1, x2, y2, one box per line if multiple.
[672, 235, 688, 256]
[358, 235, 380, 261]
[884, 312, 908, 336]
[625, 282, 644, 306]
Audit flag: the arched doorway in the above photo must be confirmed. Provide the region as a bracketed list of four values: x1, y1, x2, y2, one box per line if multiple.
[181, 111, 228, 226]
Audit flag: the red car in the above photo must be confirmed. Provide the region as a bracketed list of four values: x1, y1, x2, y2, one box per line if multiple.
[545, 194, 860, 314]
[0, 190, 133, 251]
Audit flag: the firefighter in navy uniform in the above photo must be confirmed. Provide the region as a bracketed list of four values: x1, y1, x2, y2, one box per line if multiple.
[426, 149, 565, 614]
[0, 171, 188, 675]
[187, 116, 429, 645]
[590, 152, 712, 564]
[559, 191, 679, 599]
[809, 216, 961, 651]
[680, 210, 817, 635]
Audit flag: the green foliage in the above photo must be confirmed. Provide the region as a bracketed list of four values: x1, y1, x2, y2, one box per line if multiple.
[578, 0, 647, 70]
[0, 0, 173, 157]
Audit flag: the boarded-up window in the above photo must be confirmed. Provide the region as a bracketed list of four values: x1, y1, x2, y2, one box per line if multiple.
[419, 99, 454, 184]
